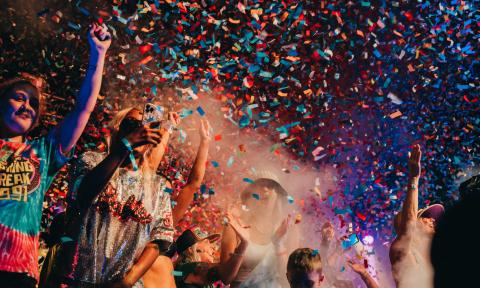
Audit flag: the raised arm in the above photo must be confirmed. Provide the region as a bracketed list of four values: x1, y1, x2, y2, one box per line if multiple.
[172, 119, 211, 224]
[217, 215, 249, 285]
[399, 144, 421, 237]
[76, 124, 162, 213]
[116, 242, 161, 288]
[55, 23, 111, 154]
[347, 259, 380, 288]
[147, 112, 181, 171]
[183, 220, 248, 286]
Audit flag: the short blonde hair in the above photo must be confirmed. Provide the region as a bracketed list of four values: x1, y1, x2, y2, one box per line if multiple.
[287, 248, 322, 277]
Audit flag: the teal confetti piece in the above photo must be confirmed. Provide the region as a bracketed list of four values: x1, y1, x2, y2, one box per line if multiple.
[243, 178, 254, 184]
[172, 271, 183, 276]
[287, 195, 294, 204]
[227, 156, 234, 167]
[60, 236, 74, 243]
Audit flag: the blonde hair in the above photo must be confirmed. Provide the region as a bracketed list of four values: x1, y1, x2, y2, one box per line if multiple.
[107, 107, 156, 174]
[177, 242, 201, 265]
[287, 248, 322, 277]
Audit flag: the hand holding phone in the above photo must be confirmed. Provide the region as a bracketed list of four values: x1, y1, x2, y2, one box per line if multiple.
[142, 103, 165, 128]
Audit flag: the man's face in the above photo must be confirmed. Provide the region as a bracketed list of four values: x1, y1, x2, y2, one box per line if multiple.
[418, 217, 436, 236]
[0, 85, 39, 136]
[244, 186, 278, 215]
[321, 223, 335, 242]
[196, 239, 215, 263]
[288, 271, 324, 288]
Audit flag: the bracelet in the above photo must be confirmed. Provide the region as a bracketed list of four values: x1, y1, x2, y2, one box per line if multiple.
[231, 251, 245, 257]
[121, 138, 139, 171]
[166, 123, 176, 134]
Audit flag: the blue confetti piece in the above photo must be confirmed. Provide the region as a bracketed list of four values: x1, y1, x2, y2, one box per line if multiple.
[67, 22, 81, 30]
[239, 115, 250, 128]
[252, 193, 260, 200]
[341, 234, 359, 249]
[211, 161, 219, 167]
[196, 106, 206, 116]
[164, 187, 173, 194]
[243, 178, 254, 184]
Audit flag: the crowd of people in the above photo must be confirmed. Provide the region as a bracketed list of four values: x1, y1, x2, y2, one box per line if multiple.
[1, 22, 477, 288]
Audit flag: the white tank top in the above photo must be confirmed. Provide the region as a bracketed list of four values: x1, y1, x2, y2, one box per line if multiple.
[234, 241, 274, 284]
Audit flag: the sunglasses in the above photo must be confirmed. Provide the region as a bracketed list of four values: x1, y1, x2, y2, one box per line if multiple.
[120, 117, 143, 132]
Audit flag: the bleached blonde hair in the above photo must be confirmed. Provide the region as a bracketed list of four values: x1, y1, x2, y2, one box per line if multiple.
[107, 107, 156, 174]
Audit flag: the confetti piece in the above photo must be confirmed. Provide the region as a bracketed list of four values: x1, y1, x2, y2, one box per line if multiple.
[196, 106, 206, 116]
[172, 271, 183, 276]
[294, 214, 302, 224]
[287, 196, 294, 204]
[389, 111, 403, 119]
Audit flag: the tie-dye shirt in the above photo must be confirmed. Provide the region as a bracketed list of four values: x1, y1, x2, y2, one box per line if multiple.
[0, 135, 69, 281]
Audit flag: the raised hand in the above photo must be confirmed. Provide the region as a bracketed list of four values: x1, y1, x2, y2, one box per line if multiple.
[114, 123, 162, 151]
[227, 213, 249, 241]
[408, 144, 422, 178]
[88, 23, 111, 54]
[168, 112, 181, 127]
[272, 215, 291, 246]
[199, 119, 212, 142]
[347, 259, 366, 274]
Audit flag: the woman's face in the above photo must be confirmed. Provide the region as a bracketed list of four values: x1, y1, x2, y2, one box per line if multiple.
[195, 239, 216, 263]
[0, 85, 39, 136]
[118, 109, 149, 155]
[244, 186, 278, 216]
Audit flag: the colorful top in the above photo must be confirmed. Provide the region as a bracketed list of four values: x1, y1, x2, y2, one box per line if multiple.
[68, 151, 175, 285]
[0, 135, 69, 280]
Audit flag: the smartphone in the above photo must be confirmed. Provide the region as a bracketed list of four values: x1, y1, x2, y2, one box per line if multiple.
[142, 103, 164, 128]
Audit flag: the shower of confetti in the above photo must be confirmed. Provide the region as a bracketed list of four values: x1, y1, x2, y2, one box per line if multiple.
[0, 0, 478, 241]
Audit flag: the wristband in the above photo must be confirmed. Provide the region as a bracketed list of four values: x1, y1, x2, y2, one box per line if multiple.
[166, 123, 176, 134]
[121, 138, 139, 171]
